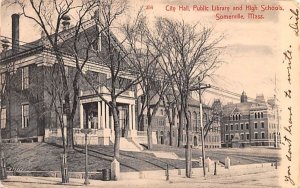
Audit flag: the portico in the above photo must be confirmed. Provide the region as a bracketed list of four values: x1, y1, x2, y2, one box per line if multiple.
[75, 87, 137, 145]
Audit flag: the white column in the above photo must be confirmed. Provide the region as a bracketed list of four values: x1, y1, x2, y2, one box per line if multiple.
[132, 104, 136, 130]
[128, 104, 132, 130]
[98, 101, 101, 129]
[105, 104, 109, 129]
[101, 101, 105, 129]
[80, 102, 84, 129]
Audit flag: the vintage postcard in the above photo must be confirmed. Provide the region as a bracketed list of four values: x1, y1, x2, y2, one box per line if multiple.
[0, 0, 299, 187]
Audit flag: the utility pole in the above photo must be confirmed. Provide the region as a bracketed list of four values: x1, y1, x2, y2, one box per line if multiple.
[274, 74, 279, 148]
[190, 77, 210, 177]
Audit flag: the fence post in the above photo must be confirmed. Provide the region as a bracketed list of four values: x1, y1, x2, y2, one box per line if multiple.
[225, 157, 230, 169]
[166, 164, 169, 181]
[214, 161, 217, 175]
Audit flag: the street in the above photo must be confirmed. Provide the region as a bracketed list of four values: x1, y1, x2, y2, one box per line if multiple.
[1, 164, 280, 188]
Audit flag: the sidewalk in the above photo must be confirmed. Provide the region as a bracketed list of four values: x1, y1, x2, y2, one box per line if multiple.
[1, 163, 281, 188]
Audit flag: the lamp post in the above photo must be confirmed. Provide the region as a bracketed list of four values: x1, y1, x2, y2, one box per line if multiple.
[81, 129, 91, 185]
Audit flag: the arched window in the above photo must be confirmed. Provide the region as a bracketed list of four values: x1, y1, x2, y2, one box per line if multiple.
[203, 113, 207, 124]
[255, 113, 257, 119]
[192, 112, 197, 132]
[239, 114, 241, 120]
[233, 115, 235, 121]
[258, 112, 260, 118]
[261, 112, 263, 118]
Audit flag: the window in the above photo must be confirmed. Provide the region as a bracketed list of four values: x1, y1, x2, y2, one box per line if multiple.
[255, 113, 257, 119]
[230, 134, 234, 141]
[261, 132, 265, 139]
[261, 112, 263, 118]
[0, 73, 5, 91]
[225, 124, 228, 131]
[22, 67, 29, 90]
[246, 123, 249, 129]
[261, 122, 264, 129]
[254, 132, 258, 139]
[0, 108, 6, 129]
[254, 122, 258, 129]
[241, 133, 244, 140]
[22, 104, 29, 128]
[192, 112, 197, 131]
[230, 124, 233, 130]
[246, 133, 250, 140]
[160, 109, 164, 115]
[241, 123, 244, 130]
[236, 124, 239, 130]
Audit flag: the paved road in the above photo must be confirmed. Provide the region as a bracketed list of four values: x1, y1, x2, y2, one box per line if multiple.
[1, 164, 281, 188]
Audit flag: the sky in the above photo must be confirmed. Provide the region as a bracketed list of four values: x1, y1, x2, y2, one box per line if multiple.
[0, 0, 295, 105]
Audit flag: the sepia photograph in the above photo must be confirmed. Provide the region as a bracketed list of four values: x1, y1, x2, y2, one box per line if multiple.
[0, 0, 299, 187]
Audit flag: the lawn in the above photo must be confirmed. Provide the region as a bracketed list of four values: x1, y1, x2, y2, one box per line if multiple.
[151, 144, 281, 165]
[2, 143, 281, 172]
[2, 143, 196, 172]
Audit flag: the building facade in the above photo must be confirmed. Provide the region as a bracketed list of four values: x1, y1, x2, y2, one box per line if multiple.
[0, 14, 138, 145]
[138, 96, 221, 148]
[221, 91, 280, 148]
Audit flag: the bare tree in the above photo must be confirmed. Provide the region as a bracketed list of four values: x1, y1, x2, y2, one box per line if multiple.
[83, 0, 142, 162]
[150, 18, 224, 178]
[0, 43, 12, 180]
[122, 14, 170, 150]
[15, 0, 98, 152]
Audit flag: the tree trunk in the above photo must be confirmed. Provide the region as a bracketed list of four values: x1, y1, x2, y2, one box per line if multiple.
[169, 121, 173, 146]
[0, 113, 7, 180]
[147, 111, 153, 150]
[177, 109, 184, 147]
[112, 98, 120, 160]
[67, 117, 74, 150]
[184, 98, 192, 178]
[65, 98, 74, 150]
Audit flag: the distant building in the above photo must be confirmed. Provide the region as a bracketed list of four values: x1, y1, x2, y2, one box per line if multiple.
[138, 95, 221, 148]
[220, 91, 280, 147]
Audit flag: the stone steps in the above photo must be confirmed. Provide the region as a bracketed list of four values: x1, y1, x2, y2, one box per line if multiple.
[120, 138, 142, 152]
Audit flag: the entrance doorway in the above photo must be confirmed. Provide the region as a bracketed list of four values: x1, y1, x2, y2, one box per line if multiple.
[194, 136, 198, 146]
[83, 102, 98, 129]
[118, 105, 129, 137]
[160, 131, 164, 144]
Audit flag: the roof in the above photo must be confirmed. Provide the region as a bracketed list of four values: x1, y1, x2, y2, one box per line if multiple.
[223, 99, 269, 116]
[0, 19, 129, 68]
[148, 92, 209, 109]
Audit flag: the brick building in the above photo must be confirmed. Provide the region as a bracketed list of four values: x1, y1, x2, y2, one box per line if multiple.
[220, 91, 280, 147]
[138, 95, 221, 148]
[0, 14, 138, 145]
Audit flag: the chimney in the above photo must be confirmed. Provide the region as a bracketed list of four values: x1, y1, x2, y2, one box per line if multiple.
[12, 14, 20, 52]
